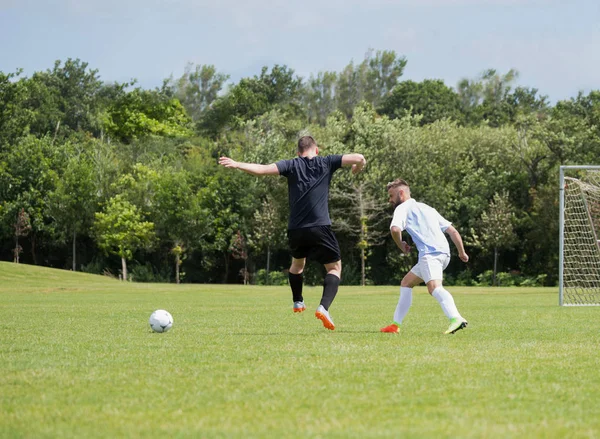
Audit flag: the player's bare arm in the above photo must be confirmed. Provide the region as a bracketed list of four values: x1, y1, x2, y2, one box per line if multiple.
[218, 157, 279, 176]
[341, 153, 366, 174]
[391, 226, 411, 254]
[445, 225, 469, 262]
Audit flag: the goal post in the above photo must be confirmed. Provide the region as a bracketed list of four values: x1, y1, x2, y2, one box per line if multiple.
[559, 165, 600, 306]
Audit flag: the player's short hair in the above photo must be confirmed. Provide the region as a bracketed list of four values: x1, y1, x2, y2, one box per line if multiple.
[386, 178, 409, 191]
[297, 136, 317, 153]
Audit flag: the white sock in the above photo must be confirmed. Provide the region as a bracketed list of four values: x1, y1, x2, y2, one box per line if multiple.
[432, 287, 461, 320]
[393, 287, 412, 325]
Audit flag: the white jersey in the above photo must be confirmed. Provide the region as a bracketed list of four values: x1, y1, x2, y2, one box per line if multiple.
[390, 198, 452, 257]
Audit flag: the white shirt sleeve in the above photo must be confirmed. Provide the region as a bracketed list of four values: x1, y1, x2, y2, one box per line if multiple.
[436, 210, 452, 232]
[390, 204, 407, 231]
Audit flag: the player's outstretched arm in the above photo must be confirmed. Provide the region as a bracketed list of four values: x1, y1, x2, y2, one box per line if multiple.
[341, 153, 366, 174]
[445, 225, 469, 262]
[218, 157, 279, 176]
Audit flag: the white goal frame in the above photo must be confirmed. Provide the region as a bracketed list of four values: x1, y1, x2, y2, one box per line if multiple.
[559, 165, 600, 306]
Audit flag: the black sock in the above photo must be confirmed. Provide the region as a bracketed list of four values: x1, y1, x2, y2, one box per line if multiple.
[288, 272, 303, 303]
[320, 273, 340, 311]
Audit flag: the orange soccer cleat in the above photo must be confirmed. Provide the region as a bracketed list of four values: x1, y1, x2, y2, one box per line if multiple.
[380, 323, 400, 333]
[315, 305, 335, 330]
[293, 301, 306, 313]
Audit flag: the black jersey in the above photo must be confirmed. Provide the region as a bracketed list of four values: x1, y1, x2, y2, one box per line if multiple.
[276, 155, 343, 230]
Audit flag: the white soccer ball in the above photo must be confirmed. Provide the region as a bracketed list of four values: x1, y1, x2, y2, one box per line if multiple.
[149, 309, 173, 333]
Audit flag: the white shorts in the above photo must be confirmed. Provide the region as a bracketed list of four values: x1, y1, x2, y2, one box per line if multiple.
[410, 253, 450, 283]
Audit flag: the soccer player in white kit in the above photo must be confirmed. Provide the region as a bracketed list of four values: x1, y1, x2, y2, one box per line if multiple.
[381, 179, 469, 334]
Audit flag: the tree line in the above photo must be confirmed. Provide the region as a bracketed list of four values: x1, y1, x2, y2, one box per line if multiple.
[1, 50, 599, 286]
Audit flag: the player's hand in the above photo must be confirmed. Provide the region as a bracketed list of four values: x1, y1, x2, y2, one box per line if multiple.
[399, 241, 411, 254]
[219, 157, 238, 168]
[459, 252, 469, 263]
[351, 159, 366, 175]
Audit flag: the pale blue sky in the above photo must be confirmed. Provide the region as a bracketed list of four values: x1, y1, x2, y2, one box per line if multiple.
[1, 0, 599, 102]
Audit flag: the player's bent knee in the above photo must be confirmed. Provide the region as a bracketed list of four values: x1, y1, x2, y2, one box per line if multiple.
[324, 260, 342, 277]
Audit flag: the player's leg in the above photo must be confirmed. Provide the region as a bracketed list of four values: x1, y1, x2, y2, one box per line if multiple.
[315, 259, 341, 330]
[321, 259, 341, 310]
[287, 229, 308, 313]
[311, 226, 342, 330]
[289, 257, 306, 312]
[381, 269, 421, 333]
[423, 255, 468, 334]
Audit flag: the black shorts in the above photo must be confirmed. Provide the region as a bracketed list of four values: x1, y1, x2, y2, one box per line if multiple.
[287, 225, 341, 265]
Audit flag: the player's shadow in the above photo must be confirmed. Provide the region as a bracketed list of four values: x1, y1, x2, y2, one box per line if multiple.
[233, 328, 381, 336]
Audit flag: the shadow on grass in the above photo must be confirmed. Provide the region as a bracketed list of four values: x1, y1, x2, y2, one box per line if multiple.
[232, 328, 382, 336]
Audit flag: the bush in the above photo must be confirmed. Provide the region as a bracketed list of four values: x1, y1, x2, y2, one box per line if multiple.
[520, 274, 548, 287]
[254, 269, 288, 286]
[495, 271, 517, 286]
[130, 262, 171, 283]
[449, 269, 477, 286]
[81, 259, 105, 275]
[476, 270, 547, 287]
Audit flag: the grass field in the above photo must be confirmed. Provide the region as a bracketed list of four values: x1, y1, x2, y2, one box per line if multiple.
[1, 261, 600, 438]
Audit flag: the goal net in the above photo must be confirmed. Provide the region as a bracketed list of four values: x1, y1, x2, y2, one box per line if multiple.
[560, 166, 600, 306]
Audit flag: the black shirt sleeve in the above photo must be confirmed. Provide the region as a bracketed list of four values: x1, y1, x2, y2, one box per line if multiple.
[276, 159, 292, 176]
[329, 154, 343, 172]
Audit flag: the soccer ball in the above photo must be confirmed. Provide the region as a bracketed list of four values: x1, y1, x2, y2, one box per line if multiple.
[149, 309, 173, 333]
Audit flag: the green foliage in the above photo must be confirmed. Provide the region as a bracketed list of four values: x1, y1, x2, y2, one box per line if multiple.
[470, 192, 517, 255]
[93, 195, 156, 261]
[476, 270, 547, 287]
[0, 55, 597, 285]
[166, 63, 229, 122]
[336, 50, 407, 119]
[0, 69, 33, 148]
[129, 261, 171, 283]
[47, 150, 97, 239]
[253, 269, 288, 286]
[200, 65, 303, 135]
[80, 258, 106, 275]
[379, 79, 463, 125]
[104, 88, 193, 143]
[304, 71, 337, 125]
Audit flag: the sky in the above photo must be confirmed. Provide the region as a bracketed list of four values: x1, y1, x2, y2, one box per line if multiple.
[1, 0, 599, 102]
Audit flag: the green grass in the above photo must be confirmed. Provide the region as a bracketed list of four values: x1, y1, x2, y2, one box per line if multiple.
[1, 261, 600, 438]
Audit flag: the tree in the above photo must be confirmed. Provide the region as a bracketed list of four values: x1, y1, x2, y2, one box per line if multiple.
[199, 170, 257, 283]
[230, 230, 249, 285]
[47, 152, 97, 271]
[304, 71, 337, 126]
[470, 192, 517, 286]
[150, 167, 206, 284]
[0, 70, 33, 149]
[104, 88, 194, 143]
[0, 135, 60, 264]
[167, 63, 229, 122]
[378, 79, 463, 125]
[331, 181, 388, 286]
[364, 49, 407, 107]
[200, 65, 303, 135]
[93, 195, 156, 281]
[20, 59, 107, 139]
[171, 244, 186, 284]
[458, 69, 519, 126]
[336, 61, 366, 119]
[551, 91, 600, 163]
[250, 197, 286, 284]
[336, 50, 407, 119]
[13, 208, 31, 263]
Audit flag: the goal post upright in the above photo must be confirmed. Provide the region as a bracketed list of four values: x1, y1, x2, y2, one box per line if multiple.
[559, 166, 565, 306]
[559, 165, 600, 306]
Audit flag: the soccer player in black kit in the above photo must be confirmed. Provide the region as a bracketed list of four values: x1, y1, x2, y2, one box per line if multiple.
[219, 136, 366, 330]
